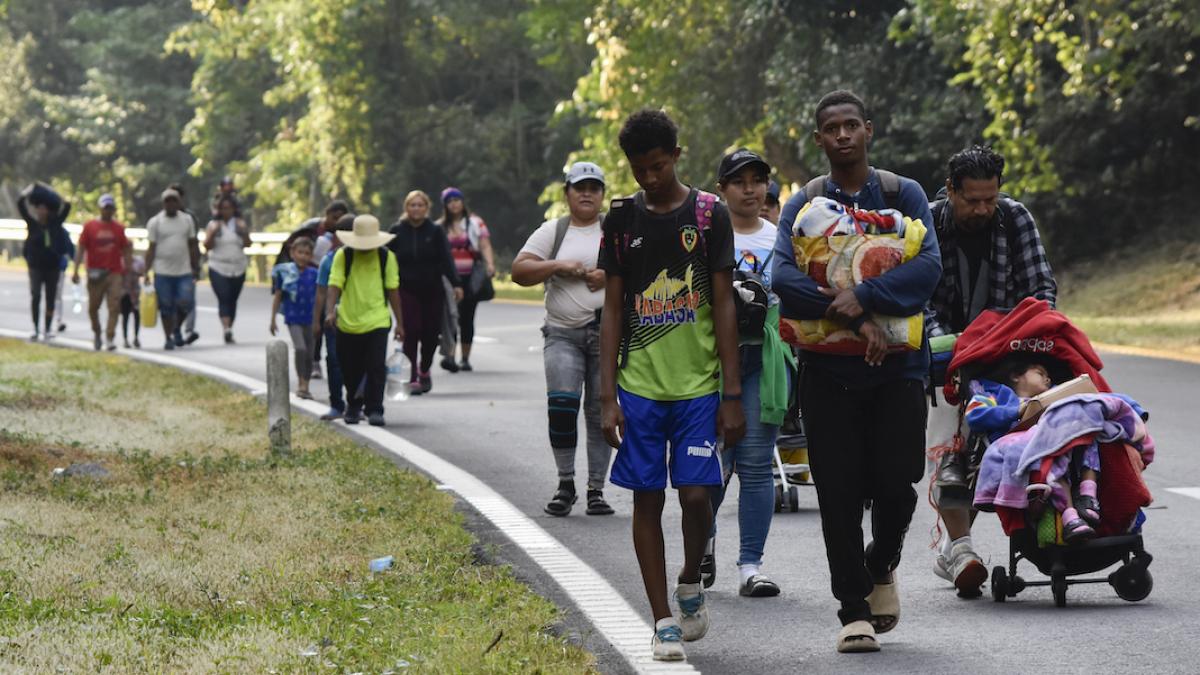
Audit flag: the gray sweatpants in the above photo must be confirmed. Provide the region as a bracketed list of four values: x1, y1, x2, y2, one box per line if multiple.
[287, 323, 315, 382]
[543, 323, 611, 490]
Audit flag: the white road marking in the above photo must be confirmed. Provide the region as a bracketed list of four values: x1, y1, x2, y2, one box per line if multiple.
[0, 329, 695, 673]
[1167, 487, 1200, 501]
[472, 335, 498, 344]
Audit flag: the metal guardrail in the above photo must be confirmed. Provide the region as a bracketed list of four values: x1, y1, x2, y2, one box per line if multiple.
[0, 218, 290, 256]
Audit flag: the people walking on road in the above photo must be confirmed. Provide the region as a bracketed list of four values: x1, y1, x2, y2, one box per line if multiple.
[512, 161, 614, 518]
[120, 254, 146, 349]
[271, 237, 319, 399]
[438, 186, 495, 372]
[324, 215, 404, 427]
[705, 150, 794, 598]
[18, 182, 73, 341]
[598, 110, 745, 662]
[925, 144, 1058, 596]
[144, 188, 201, 351]
[759, 180, 782, 225]
[72, 193, 132, 351]
[314, 213, 355, 420]
[773, 90, 940, 654]
[205, 194, 251, 344]
[388, 190, 461, 395]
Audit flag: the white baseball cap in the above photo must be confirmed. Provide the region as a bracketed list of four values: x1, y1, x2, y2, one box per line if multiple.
[565, 161, 605, 186]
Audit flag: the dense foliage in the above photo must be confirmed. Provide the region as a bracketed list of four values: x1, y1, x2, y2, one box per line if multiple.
[1, 0, 1195, 259]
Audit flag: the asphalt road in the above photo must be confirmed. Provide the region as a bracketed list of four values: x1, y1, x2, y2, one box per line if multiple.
[2, 269, 1199, 674]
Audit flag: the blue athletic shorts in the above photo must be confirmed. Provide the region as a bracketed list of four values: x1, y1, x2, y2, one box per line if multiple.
[609, 388, 722, 491]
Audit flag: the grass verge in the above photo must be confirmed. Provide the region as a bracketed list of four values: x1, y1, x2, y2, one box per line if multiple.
[0, 339, 594, 673]
[1058, 238, 1200, 357]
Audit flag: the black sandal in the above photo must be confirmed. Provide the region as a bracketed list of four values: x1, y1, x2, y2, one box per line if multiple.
[739, 574, 781, 597]
[544, 489, 577, 517]
[585, 490, 614, 516]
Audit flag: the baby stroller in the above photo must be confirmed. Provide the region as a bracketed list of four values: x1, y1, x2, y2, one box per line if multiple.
[941, 298, 1154, 607]
[773, 360, 814, 513]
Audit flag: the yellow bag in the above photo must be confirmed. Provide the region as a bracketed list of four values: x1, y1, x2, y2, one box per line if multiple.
[780, 199, 926, 355]
[140, 288, 158, 328]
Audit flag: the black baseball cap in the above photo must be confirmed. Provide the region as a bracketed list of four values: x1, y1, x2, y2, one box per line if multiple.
[766, 180, 781, 203]
[717, 148, 770, 182]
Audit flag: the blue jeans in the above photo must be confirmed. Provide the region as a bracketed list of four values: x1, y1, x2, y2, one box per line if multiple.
[323, 325, 345, 412]
[154, 274, 194, 323]
[711, 347, 779, 567]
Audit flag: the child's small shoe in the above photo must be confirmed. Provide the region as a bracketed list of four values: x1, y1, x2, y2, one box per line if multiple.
[1025, 483, 1052, 518]
[1062, 508, 1096, 544]
[1074, 493, 1101, 527]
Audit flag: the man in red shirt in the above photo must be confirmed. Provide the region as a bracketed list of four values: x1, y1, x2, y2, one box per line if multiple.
[72, 194, 132, 351]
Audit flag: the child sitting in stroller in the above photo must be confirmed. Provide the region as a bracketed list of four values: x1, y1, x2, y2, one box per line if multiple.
[965, 358, 1100, 543]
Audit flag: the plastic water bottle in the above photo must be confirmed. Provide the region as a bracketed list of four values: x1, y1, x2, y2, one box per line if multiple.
[71, 283, 83, 314]
[369, 555, 395, 573]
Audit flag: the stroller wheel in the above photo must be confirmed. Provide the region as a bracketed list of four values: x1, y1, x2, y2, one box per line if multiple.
[990, 566, 1008, 603]
[788, 486, 800, 512]
[1110, 564, 1153, 602]
[1052, 575, 1068, 608]
[773, 484, 784, 513]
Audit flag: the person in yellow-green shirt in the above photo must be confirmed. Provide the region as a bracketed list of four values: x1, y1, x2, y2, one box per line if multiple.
[323, 215, 405, 426]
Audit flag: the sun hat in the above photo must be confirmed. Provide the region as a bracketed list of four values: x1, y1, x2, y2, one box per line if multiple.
[440, 187, 465, 204]
[335, 214, 395, 250]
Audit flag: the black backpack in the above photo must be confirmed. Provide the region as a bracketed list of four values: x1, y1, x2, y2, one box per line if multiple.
[733, 251, 772, 338]
[802, 169, 902, 210]
[342, 247, 389, 301]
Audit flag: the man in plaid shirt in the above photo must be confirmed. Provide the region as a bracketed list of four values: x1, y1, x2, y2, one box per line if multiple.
[927, 145, 1057, 597]
[927, 145, 1057, 337]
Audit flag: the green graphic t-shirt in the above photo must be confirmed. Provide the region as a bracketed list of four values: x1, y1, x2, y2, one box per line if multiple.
[599, 188, 734, 401]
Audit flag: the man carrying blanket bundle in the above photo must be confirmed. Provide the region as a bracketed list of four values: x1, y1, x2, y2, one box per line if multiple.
[772, 90, 940, 654]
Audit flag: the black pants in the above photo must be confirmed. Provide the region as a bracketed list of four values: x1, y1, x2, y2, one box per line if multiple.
[458, 290, 479, 346]
[120, 295, 140, 342]
[400, 285, 444, 374]
[337, 327, 389, 415]
[28, 265, 60, 333]
[800, 365, 927, 625]
[208, 270, 245, 322]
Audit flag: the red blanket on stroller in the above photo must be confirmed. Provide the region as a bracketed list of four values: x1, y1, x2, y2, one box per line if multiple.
[944, 298, 1110, 405]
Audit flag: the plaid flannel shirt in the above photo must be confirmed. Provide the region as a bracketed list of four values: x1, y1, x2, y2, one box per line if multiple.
[927, 197, 1056, 336]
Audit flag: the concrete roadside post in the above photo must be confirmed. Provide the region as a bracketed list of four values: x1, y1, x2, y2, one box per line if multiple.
[266, 339, 291, 455]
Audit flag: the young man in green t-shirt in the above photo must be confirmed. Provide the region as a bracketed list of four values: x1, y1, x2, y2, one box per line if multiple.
[598, 109, 745, 661]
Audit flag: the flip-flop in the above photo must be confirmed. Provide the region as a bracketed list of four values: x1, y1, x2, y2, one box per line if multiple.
[739, 574, 781, 598]
[866, 580, 900, 634]
[543, 489, 577, 517]
[836, 620, 880, 653]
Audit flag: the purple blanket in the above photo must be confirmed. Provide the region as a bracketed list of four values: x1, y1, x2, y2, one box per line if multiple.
[974, 394, 1152, 511]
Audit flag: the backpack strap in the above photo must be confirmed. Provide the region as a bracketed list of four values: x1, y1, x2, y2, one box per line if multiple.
[803, 176, 827, 202]
[804, 171, 901, 210]
[875, 169, 901, 210]
[549, 215, 571, 260]
[378, 248, 389, 299]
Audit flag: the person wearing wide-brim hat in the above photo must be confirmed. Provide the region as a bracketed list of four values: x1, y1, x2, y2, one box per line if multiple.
[323, 215, 404, 426]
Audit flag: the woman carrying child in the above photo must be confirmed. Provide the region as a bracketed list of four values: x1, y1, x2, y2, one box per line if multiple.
[271, 237, 320, 399]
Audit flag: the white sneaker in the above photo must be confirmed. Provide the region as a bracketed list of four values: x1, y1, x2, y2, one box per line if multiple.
[651, 618, 686, 661]
[948, 540, 987, 595]
[674, 582, 709, 642]
[933, 552, 953, 583]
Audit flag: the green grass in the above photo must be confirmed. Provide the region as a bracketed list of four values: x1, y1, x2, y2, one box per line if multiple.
[492, 275, 546, 303]
[0, 340, 594, 673]
[1058, 238, 1200, 356]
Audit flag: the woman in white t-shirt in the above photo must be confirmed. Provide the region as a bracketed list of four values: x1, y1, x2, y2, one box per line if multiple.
[204, 195, 252, 344]
[511, 161, 614, 518]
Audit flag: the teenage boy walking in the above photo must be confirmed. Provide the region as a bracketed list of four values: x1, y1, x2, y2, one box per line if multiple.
[598, 109, 745, 662]
[772, 90, 941, 654]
